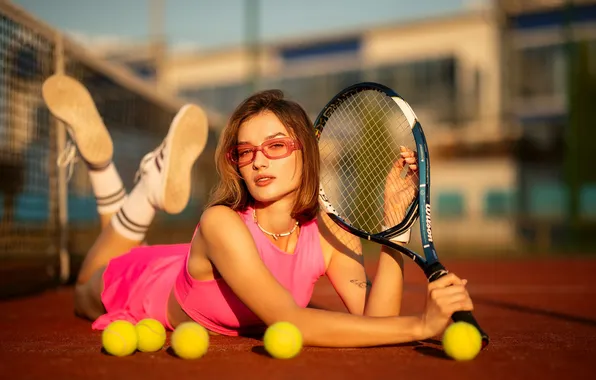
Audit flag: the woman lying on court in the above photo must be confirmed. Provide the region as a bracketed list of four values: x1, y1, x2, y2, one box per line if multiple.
[42, 74, 474, 347]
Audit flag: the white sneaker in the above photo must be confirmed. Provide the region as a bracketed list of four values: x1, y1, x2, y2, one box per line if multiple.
[42, 74, 113, 170]
[136, 104, 209, 214]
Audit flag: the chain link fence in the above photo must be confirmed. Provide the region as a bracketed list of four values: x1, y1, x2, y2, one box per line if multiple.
[0, 2, 220, 297]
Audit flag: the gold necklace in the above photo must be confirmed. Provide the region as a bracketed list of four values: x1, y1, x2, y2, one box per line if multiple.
[253, 209, 299, 240]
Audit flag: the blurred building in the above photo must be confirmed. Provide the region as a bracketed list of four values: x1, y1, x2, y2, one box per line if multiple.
[153, 7, 518, 253]
[101, 1, 596, 253]
[500, 0, 596, 249]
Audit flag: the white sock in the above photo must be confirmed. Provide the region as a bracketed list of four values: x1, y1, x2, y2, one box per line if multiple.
[110, 179, 155, 242]
[89, 162, 126, 215]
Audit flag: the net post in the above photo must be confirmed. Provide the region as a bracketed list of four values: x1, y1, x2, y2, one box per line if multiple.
[53, 31, 70, 284]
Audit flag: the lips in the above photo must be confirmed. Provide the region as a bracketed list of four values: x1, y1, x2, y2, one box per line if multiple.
[254, 174, 276, 186]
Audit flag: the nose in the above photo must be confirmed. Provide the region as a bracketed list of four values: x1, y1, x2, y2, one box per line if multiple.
[252, 149, 269, 169]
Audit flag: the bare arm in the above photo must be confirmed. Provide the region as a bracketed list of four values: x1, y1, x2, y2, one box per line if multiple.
[318, 211, 368, 315]
[318, 210, 404, 318]
[197, 206, 424, 347]
[364, 246, 405, 316]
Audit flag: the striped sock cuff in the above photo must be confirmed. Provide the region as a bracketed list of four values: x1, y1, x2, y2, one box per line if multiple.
[110, 208, 150, 242]
[96, 188, 127, 215]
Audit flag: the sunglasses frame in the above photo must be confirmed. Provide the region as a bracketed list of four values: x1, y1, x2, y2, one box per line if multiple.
[227, 137, 302, 166]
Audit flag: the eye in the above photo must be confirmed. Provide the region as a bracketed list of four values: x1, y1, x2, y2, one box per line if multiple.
[268, 142, 286, 150]
[237, 149, 252, 157]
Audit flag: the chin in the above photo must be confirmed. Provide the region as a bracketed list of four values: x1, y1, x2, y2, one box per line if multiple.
[251, 192, 282, 204]
[250, 187, 296, 204]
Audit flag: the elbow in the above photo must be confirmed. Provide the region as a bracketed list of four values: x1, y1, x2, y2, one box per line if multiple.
[261, 301, 303, 327]
[263, 306, 322, 347]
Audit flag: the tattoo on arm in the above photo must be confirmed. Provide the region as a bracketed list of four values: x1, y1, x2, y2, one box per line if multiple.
[350, 279, 372, 289]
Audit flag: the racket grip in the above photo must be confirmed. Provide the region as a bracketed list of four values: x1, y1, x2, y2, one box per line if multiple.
[425, 262, 490, 348]
[451, 311, 490, 349]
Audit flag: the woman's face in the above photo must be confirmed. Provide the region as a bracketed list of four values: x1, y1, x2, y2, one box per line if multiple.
[236, 111, 303, 205]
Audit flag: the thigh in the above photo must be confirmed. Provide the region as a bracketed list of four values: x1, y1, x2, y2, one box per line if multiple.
[74, 266, 107, 320]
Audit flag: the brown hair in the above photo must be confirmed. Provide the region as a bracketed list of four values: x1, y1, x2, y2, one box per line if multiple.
[206, 89, 319, 223]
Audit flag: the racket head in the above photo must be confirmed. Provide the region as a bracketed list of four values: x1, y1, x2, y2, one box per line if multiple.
[315, 82, 421, 242]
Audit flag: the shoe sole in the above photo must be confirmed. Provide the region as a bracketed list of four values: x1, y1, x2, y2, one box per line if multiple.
[162, 104, 209, 214]
[42, 74, 113, 167]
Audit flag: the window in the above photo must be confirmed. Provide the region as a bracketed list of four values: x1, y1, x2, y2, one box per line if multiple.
[332, 70, 362, 93]
[518, 44, 566, 99]
[374, 57, 458, 123]
[277, 75, 330, 116]
[180, 83, 251, 115]
[436, 191, 465, 219]
[528, 181, 568, 218]
[484, 189, 515, 218]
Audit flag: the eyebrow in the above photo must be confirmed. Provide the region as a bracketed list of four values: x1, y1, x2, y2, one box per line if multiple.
[237, 132, 287, 145]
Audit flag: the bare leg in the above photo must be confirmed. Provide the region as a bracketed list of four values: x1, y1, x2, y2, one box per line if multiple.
[44, 74, 209, 318]
[43, 74, 126, 317]
[76, 104, 209, 318]
[99, 214, 113, 230]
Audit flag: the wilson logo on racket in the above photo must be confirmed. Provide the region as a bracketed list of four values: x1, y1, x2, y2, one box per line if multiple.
[425, 204, 433, 242]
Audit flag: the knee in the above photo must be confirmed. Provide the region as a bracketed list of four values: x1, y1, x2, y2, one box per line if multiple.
[73, 283, 89, 318]
[73, 270, 105, 320]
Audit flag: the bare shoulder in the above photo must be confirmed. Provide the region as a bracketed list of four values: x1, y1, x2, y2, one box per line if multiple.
[195, 205, 254, 254]
[192, 206, 245, 252]
[199, 205, 240, 228]
[189, 205, 254, 279]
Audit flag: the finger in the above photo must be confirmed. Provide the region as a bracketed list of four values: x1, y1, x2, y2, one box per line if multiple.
[446, 297, 474, 313]
[428, 286, 468, 303]
[403, 160, 417, 172]
[432, 284, 468, 297]
[435, 292, 474, 313]
[428, 273, 464, 290]
[404, 157, 417, 164]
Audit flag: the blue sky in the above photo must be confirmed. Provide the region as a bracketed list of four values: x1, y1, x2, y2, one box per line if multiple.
[13, 0, 483, 50]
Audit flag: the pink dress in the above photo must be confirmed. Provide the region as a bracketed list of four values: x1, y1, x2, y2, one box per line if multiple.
[92, 206, 326, 334]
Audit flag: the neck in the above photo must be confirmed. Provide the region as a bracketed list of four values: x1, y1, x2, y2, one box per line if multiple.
[252, 200, 298, 236]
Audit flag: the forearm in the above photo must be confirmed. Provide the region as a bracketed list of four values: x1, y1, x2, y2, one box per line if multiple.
[363, 246, 404, 317]
[291, 307, 422, 347]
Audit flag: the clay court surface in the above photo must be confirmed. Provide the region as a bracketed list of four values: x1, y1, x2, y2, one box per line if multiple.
[1, 256, 595, 380]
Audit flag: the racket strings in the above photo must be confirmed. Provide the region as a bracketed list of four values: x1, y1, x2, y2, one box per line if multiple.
[319, 90, 418, 234]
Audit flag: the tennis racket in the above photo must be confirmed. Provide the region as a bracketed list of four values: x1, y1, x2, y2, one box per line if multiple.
[314, 82, 489, 348]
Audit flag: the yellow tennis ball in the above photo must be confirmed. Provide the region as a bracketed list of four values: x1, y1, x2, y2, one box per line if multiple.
[442, 321, 482, 361]
[102, 320, 138, 357]
[171, 322, 210, 359]
[135, 318, 166, 352]
[263, 321, 303, 359]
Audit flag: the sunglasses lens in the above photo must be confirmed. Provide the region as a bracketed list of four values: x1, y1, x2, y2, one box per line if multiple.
[232, 147, 254, 165]
[230, 139, 296, 165]
[263, 140, 290, 159]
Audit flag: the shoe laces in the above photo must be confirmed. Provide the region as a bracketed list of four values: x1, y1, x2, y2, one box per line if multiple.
[133, 142, 164, 184]
[57, 141, 78, 181]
